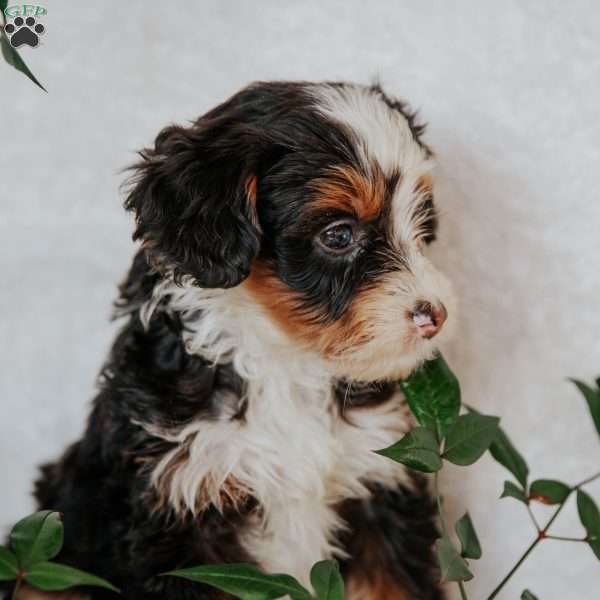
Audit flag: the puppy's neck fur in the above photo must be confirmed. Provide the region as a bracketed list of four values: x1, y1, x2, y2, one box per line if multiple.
[141, 278, 412, 584]
[144, 277, 333, 382]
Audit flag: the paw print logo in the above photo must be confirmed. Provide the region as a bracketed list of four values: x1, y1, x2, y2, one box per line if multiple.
[3, 16, 45, 48]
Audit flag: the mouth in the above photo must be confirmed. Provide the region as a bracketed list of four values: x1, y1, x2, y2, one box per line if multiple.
[330, 334, 439, 383]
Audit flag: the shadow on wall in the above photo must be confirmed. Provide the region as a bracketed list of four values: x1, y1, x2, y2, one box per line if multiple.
[430, 132, 539, 386]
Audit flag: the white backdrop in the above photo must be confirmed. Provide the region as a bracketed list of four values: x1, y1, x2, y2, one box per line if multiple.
[1, 2, 599, 598]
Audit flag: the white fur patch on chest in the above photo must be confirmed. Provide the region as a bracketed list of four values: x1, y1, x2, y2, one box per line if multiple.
[238, 380, 412, 585]
[142, 283, 413, 585]
[149, 379, 412, 585]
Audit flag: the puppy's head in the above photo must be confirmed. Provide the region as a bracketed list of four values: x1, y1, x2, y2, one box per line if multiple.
[126, 81, 455, 381]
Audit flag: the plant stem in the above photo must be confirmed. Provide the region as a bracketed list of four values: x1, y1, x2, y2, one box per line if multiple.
[487, 535, 540, 600]
[542, 492, 569, 531]
[434, 470, 469, 600]
[575, 471, 600, 488]
[487, 480, 575, 599]
[545, 535, 587, 542]
[12, 577, 22, 600]
[434, 472, 448, 535]
[525, 504, 541, 532]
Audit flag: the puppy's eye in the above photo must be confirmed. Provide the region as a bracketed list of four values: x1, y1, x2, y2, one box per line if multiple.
[317, 222, 356, 252]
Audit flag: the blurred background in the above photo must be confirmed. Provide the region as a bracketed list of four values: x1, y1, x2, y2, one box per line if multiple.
[1, 1, 599, 597]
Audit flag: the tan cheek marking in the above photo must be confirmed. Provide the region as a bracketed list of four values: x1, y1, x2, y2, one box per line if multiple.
[244, 261, 327, 343]
[244, 260, 374, 358]
[310, 165, 385, 221]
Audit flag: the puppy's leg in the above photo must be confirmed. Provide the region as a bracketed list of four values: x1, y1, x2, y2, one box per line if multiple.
[338, 479, 444, 600]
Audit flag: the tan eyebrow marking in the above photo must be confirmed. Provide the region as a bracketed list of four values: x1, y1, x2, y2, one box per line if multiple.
[310, 165, 386, 221]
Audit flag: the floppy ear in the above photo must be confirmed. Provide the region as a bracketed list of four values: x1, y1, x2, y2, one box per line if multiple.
[124, 113, 263, 289]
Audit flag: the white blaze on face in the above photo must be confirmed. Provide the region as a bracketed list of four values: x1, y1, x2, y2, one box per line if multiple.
[312, 83, 435, 248]
[311, 83, 428, 174]
[389, 166, 435, 249]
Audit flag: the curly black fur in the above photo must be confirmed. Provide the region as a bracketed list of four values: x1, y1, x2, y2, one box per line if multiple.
[29, 256, 253, 599]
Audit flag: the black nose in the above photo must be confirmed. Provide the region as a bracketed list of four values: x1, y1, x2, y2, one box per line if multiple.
[411, 301, 447, 339]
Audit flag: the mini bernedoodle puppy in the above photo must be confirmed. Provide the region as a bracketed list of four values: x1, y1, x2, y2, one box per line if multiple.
[27, 81, 457, 599]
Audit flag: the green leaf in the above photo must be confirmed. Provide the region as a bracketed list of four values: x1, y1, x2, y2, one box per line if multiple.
[165, 564, 312, 600]
[455, 512, 482, 560]
[0, 1, 7, 13]
[435, 537, 473, 583]
[400, 354, 461, 440]
[500, 481, 528, 504]
[570, 379, 600, 439]
[466, 405, 529, 488]
[375, 426, 442, 473]
[577, 490, 600, 560]
[521, 591, 539, 600]
[0, 546, 18, 582]
[310, 560, 344, 600]
[10, 511, 63, 569]
[529, 479, 571, 505]
[0, 31, 46, 91]
[25, 562, 119, 592]
[443, 413, 500, 466]
[489, 426, 530, 489]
